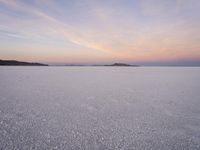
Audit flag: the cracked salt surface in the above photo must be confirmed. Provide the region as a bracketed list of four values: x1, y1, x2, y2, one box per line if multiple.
[0, 66, 200, 150]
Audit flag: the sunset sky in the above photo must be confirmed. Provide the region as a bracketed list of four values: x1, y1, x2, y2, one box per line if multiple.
[0, 0, 200, 65]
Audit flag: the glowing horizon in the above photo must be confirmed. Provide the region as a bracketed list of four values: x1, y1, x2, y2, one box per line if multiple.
[0, 0, 200, 65]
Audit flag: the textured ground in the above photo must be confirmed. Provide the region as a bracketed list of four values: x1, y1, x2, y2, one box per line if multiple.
[0, 66, 200, 150]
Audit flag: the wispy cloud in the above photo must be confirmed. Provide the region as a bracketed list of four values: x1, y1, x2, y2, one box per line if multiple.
[0, 0, 200, 63]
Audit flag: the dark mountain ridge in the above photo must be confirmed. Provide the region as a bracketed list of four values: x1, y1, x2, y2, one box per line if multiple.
[0, 59, 48, 66]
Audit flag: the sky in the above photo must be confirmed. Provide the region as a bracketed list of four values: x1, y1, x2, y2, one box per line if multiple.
[0, 0, 200, 65]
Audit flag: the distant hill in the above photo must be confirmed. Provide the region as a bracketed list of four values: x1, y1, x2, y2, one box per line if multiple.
[61, 63, 139, 67]
[0, 59, 48, 66]
[63, 63, 139, 67]
[106, 63, 139, 67]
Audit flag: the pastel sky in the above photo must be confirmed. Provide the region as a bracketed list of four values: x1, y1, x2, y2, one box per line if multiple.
[0, 0, 200, 65]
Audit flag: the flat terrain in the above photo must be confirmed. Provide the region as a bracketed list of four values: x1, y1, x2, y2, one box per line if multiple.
[0, 67, 200, 150]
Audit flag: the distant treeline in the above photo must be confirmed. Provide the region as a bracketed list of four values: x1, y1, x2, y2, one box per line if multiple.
[0, 59, 48, 66]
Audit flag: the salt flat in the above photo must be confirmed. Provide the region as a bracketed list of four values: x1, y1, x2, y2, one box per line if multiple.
[0, 66, 200, 150]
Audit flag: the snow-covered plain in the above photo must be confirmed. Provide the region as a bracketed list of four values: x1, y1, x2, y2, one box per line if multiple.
[0, 66, 200, 150]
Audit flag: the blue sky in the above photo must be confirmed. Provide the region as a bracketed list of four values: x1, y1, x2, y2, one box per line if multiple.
[0, 0, 200, 65]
